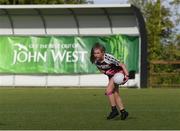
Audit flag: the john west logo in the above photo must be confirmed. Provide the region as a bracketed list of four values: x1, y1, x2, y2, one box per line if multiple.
[12, 43, 88, 65]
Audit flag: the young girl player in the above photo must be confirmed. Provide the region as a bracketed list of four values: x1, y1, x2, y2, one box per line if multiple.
[90, 43, 129, 120]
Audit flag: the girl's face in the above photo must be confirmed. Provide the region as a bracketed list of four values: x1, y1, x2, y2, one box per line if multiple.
[93, 48, 104, 61]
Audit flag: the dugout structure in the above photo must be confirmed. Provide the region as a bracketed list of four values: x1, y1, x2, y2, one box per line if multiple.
[0, 4, 147, 88]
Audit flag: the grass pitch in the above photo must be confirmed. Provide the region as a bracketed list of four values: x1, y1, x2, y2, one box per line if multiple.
[0, 88, 180, 130]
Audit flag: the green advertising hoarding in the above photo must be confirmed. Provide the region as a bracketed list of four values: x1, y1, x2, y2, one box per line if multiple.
[0, 35, 139, 74]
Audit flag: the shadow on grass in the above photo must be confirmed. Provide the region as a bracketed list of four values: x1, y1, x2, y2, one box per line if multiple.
[0, 122, 6, 126]
[114, 116, 137, 121]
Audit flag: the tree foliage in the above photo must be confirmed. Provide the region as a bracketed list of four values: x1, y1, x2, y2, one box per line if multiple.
[145, 0, 174, 60]
[170, 0, 180, 26]
[129, 0, 179, 87]
[0, 0, 10, 4]
[129, 0, 178, 61]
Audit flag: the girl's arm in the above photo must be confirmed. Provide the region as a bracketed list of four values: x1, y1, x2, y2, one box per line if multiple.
[119, 63, 129, 84]
[119, 63, 129, 76]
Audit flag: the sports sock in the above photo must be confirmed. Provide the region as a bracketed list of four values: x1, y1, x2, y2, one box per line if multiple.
[120, 109, 126, 113]
[111, 106, 117, 112]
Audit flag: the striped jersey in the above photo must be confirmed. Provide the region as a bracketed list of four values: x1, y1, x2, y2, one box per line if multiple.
[94, 53, 123, 77]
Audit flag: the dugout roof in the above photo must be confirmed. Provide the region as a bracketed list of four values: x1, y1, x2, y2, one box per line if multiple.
[0, 4, 139, 35]
[0, 4, 147, 87]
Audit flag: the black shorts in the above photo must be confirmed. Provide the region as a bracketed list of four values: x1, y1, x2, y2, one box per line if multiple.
[108, 75, 113, 79]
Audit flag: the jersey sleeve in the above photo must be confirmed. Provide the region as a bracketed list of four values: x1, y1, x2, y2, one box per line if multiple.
[104, 53, 120, 66]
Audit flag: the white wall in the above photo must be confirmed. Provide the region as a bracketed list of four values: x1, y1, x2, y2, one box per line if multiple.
[0, 74, 139, 87]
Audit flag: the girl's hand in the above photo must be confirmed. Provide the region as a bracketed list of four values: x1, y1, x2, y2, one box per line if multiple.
[120, 75, 129, 85]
